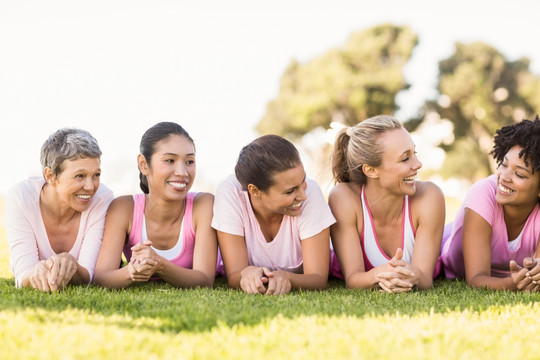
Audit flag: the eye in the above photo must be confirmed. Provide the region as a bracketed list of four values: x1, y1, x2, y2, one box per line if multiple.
[165, 158, 174, 164]
[186, 159, 195, 165]
[516, 172, 526, 179]
[75, 174, 84, 179]
[94, 173, 101, 178]
[499, 162, 508, 168]
[401, 157, 409, 162]
[286, 188, 295, 195]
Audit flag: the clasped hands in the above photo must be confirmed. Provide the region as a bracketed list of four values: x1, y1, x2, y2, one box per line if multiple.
[28, 252, 78, 292]
[240, 266, 291, 295]
[510, 257, 540, 292]
[376, 248, 417, 294]
[128, 240, 161, 282]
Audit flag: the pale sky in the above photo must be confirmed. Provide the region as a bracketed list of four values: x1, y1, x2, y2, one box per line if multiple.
[1, 0, 539, 196]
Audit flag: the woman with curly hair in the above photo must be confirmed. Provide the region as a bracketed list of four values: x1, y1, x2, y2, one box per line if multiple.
[441, 116, 540, 290]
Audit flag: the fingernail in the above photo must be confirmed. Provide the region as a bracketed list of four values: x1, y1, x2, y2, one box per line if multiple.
[526, 272, 530, 277]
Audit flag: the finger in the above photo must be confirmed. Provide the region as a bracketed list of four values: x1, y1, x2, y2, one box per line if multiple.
[389, 259, 409, 268]
[390, 286, 413, 293]
[262, 267, 274, 278]
[378, 281, 394, 294]
[48, 259, 60, 286]
[523, 257, 537, 270]
[390, 277, 414, 289]
[266, 278, 276, 295]
[509, 260, 522, 273]
[391, 248, 403, 262]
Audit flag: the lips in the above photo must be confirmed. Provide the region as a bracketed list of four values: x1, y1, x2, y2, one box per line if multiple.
[288, 201, 303, 210]
[168, 181, 187, 190]
[498, 183, 515, 195]
[75, 194, 92, 200]
[404, 175, 417, 183]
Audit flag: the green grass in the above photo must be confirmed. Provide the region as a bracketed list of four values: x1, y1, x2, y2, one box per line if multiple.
[1, 227, 540, 359]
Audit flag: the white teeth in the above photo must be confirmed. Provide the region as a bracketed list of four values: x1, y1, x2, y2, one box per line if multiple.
[76, 195, 91, 199]
[289, 202, 303, 209]
[404, 175, 417, 182]
[498, 183, 515, 194]
[169, 182, 187, 189]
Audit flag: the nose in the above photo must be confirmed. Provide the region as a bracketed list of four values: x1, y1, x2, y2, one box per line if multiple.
[413, 155, 422, 170]
[83, 177, 95, 191]
[175, 163, 188, 176]
[497, 164, 511, 181]
[296, 185, 307, 202]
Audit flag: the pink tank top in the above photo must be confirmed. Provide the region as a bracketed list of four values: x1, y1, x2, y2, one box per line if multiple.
[123, 193, 196, 269]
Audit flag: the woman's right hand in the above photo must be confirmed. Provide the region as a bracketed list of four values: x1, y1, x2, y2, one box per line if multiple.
[240, 266, 269, 294]
[510, 260, 536, 291]
[127, 257, 158, 282]
[28, 260, 53, 292]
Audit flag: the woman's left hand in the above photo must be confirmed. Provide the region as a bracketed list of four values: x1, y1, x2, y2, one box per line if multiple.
[509, 260, 536, 292]
[47, 253, 78, 291]
[264, 269, 292, 295]
[130, 240, 161, 276]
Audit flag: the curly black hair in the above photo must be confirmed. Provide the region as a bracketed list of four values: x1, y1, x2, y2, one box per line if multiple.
[491, 115, 540, 174]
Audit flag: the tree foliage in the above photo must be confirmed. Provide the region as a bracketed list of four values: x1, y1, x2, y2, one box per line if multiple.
[257, 24, 418, 137]
[410, 42, 540, 180]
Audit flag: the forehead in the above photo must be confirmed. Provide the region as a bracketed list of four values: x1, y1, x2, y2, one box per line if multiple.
[154, 135, 194, 154]
[60, 157, 101, 172]
[270, 164, 305, 189]
[506, 145, 533, 169]
[378, 128, 414, 158]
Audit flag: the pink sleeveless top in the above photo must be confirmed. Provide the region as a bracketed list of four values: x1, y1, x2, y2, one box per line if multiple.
[123, 193, 196, 269]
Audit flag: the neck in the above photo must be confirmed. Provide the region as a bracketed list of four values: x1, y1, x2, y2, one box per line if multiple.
[40, 183, 79, 223]
[144, 193, 186, 223]
[503, 202, 537, 230]
[249, 196, 283, 227]
[363, 182, 403, 224]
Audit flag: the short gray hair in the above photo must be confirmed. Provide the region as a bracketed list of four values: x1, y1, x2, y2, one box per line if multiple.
[40, 128, 102, 175]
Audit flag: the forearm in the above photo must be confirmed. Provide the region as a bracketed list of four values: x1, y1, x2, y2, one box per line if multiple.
[345, 268, 383, 289]
[467, 274, 516, 290]
[286, 271, 327, 291]
[69, 263, 91, 285]
[227, 266, 257, 289]
[93, 267, 135, 289]
[156, 261, 214, 288]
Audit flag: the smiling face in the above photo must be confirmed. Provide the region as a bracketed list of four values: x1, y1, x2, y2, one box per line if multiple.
[256, 164, 307, 217]
[140, 134, 196, 201]
[372, 127, 422, 196]
[49, 157, 101, 212]
[496, 145, 540, 207]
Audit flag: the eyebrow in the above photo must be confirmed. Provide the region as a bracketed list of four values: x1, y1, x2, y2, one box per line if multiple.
[286, 175, 306, 191]
[504, 155, 532, 174]
[162, 152, 196, 157]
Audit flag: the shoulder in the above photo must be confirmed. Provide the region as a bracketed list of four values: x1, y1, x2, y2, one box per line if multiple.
[329, 182, 360, 206]
[7, 177, 44, 202]
[106, 195, 135, 214]
[414, 181, 444, 201]
[193, 192, 214, 209]
[215, 175, 243, 194]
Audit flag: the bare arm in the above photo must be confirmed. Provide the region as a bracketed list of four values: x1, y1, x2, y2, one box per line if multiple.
[154, 193, 218, 288]
[408, 182, 446, 289]
[93, 196, 135, 289]
[329, 184, 381, 289]
[463, 208, 517, 290]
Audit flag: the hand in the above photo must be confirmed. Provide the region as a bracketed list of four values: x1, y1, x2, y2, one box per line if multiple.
[127, 257, 157, 282]
[510, 260, 535, 292]
[47, 253, 78, 291]
[130, 240, 161, 277]
[240, 266, 268, 294]
[28, 260, 53, 292]
[264, 269, 292, 296]
[376, 248, 415, 294]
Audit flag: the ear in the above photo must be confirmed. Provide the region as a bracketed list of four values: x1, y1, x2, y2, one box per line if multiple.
[362, 164, 379, 179]
[137, 154, 149, 175]
[43, 167, 56, 185]
[247, 184, 261, 197]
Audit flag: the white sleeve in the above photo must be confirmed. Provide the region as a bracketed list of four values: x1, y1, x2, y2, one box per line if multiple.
[211, 176, 246, 236]
[298, 179, 336, 240]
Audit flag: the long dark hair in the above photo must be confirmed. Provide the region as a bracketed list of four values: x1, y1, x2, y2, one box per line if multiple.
[139, 122, 194, 194]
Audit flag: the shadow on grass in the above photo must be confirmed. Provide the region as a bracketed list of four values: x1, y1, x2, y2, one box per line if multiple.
[1, 276, 539, 333]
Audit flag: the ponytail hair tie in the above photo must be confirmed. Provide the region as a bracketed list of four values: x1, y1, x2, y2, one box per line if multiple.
[345, 127, 354, 137]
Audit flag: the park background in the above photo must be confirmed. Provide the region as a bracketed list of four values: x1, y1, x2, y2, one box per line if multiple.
[1, 1, 540, 358]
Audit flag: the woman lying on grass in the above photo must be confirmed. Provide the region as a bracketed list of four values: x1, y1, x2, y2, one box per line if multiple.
[329, 115, 445, 293]
[212, 135, 335, 295]
[7, 128, 113, 291]
[93, 122, 218, 289]
[441, 116, 540, 290]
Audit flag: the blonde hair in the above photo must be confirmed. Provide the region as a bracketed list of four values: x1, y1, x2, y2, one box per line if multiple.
[332, 115, 403, 184]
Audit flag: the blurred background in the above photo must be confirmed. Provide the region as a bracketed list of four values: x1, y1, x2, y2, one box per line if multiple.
[1, 0, 540, 225]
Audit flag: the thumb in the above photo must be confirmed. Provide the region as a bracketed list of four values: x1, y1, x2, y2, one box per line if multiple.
[509, 260, 522, 273]
[142, 240, 153, 246]
[262, 267, 274, 277]
[391, 248, 403, 263]
[523, 257, 537, 269]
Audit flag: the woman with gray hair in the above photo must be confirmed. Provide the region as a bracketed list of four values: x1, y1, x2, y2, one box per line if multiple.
[6, 128, 113, 291]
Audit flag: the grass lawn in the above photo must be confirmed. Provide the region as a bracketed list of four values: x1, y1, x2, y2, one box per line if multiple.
[1, 227, 539, 359]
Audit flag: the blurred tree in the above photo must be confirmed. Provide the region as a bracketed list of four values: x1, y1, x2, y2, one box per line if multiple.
[256, 24, 418, 137]
[408, 42, 540, 180]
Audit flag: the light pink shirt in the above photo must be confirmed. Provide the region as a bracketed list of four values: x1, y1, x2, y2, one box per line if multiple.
[441, 175, 540, 279]
[211, 175, 336, 273]
[6, 176, 114, 286]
